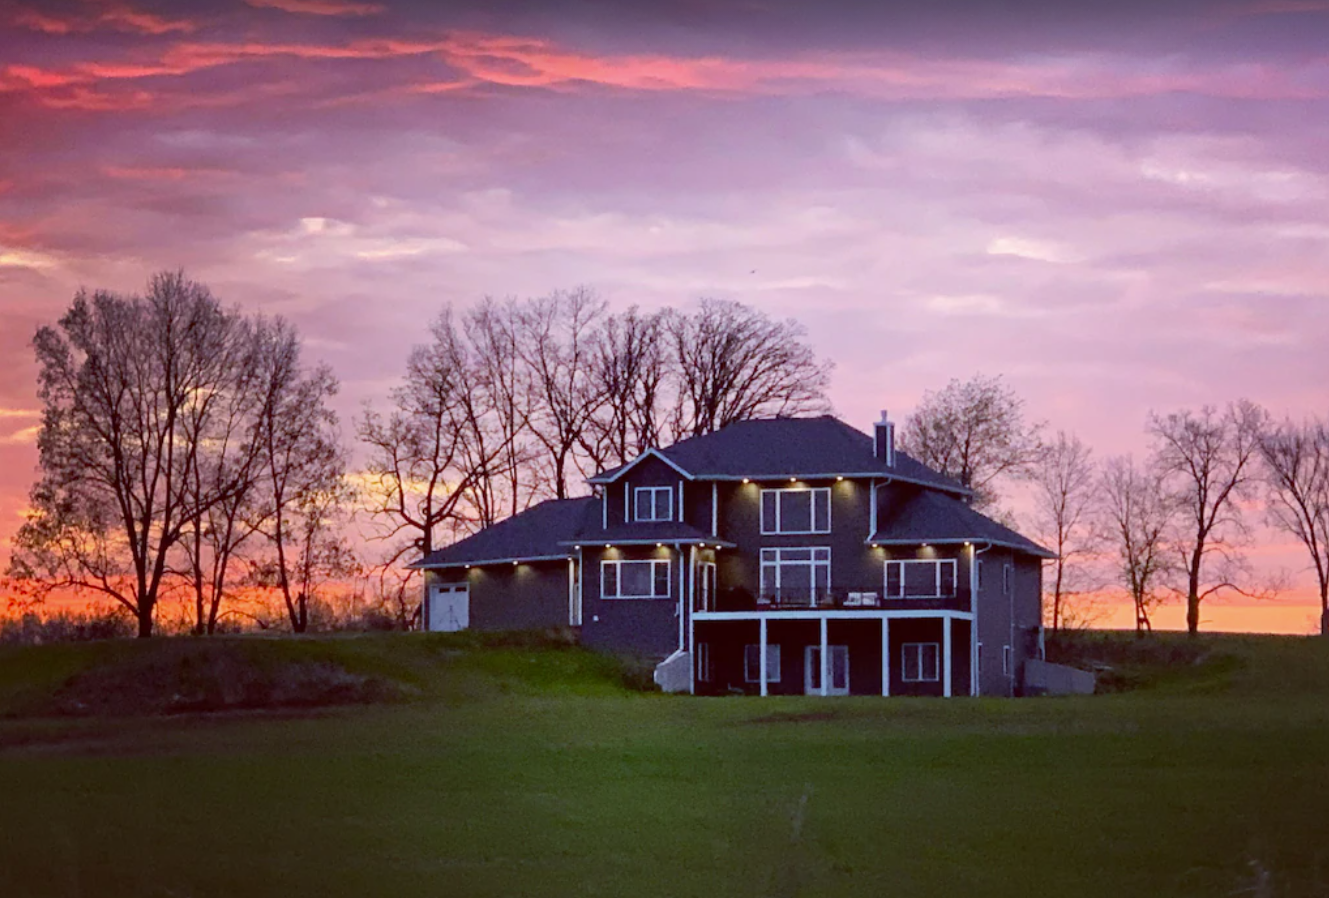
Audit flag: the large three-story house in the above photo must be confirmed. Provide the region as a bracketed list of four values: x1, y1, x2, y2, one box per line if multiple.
[412, 412, 1052, 697]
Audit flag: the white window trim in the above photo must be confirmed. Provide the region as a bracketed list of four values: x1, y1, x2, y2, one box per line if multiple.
[901, 642, 941, 682]
[759, 547, 831, 601]
[634, 486, 674, 522]
[759, 487, 831, 535]
[600, 559, 671, 599]
[884, 558, 958, 599]
[744, 644, 781, 683]
[697, 642, 712, 683]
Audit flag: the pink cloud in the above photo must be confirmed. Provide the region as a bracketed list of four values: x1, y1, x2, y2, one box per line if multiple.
[11, 2, 196, 36]
[245, 0, 386, 16]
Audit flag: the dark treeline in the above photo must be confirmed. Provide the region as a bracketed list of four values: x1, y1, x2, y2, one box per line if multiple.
[4, 273, 1326, 638]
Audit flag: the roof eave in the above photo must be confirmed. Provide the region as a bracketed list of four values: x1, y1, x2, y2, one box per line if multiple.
[864, 536, 1056, 559]
[412, 552, 573, 570]
[558, 537, 737, 548]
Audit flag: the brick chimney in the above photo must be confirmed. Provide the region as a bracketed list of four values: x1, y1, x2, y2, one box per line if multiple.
[874, 410, 896, 467]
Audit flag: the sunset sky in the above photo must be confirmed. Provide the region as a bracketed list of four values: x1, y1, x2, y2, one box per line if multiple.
[1, 0, 1327, 631]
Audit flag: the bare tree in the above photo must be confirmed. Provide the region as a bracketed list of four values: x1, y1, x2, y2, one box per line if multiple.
[1260, 416, 1329, 635]
[1148, 401, 1267, 635]
[1101, 455, 1176, 635]
[359, 310, 515, 566]
[1030, 431, 1100, 632]
[517, 288, 607, 499]
[666, 298, 832, 438]
[9, 272, 249, 637]
[177, 319, 270, 635]
[583, 306, 670, 470]
[900, 373, 1045, 510]
[248, 319, 345, 633]
[461, 297, 533, 526]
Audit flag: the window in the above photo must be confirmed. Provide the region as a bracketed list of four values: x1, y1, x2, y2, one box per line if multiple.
[696, 643, 712, 683]
[760, 547, 830, 603]
[601, 559, 670, 599]
[884, 559, 957, 598]
[1003, 563, 1013, 595]
[744, 644, 781, 683]
[902, 643, 940, 682]
[761, 488, 830, 534]
[1003, 645, 1012, 677]
[634, 486, 673, 522]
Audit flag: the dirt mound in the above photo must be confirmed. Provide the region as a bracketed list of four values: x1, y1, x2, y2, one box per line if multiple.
[35, 641, 409, 717]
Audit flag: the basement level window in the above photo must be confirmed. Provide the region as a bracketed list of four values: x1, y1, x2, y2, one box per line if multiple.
[901, 643, 940, 682]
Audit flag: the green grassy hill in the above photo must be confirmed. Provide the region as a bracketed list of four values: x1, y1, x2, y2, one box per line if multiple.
[2, 631, 1328, 898]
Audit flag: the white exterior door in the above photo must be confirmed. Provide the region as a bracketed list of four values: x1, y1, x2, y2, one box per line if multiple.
[429, 583, 469, 632]
[805, 645, 850, 696]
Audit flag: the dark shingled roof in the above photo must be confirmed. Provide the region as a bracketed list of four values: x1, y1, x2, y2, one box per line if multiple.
[412, 498, 595, 568]
[869, 487, 1054, 558]
[590, 416, 968, 495]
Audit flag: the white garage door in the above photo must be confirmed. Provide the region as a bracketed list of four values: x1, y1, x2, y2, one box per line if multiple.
[429, 583, 470, 632]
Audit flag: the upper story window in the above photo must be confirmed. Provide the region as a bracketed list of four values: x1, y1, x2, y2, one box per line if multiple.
[602, 559, 671, 599]
[760, 487, 830, 535]
[634, 486, 673, 522]
[884, 559, 957, 599]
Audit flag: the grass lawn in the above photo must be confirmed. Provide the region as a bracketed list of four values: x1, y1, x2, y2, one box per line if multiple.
[2, 632, 1328, 897]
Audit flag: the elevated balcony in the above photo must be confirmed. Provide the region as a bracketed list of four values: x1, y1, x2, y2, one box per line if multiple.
[705, 585, 971, 615]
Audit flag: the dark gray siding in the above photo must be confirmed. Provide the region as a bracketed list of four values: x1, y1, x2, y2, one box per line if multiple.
[975, 548, 1017, 697]
[579, 543, 681, 659]
[426, 562, 571, 631]
[711, 478, 973, 607]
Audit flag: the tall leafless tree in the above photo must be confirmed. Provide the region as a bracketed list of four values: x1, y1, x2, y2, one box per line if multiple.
[247, 319, 345, 633]
[462, 297, 533, 526]
[666, 298, 832, 438]
[582, 306, 670, 470]
[1030, 431, 1100, 631]
[517, 288, 607, 499]
[1260, 416, 1329, 635]
[900, 373, 1045, 510]
[9, 273, 250, 637]
[1101, 455, 1176, 635]
[359, 310, 516, 567]
[1148, 401, 1267, 635]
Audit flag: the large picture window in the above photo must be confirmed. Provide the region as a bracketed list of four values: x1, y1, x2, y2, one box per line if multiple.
[760, 488, 830, 534]
[601, 559, 671, 599]
[902, 643, 940, 682]
[634, 486, 673, 522]
[884, 559, 957, 599]
[760, 547, 830, 603]
[744, 644, 781, 683]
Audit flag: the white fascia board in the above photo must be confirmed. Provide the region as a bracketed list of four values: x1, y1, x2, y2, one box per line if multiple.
[694, 609, 975, 622]
[864, 536, 1056, 559]
[557, 537, 736, 548]
[699, 472, 969, 496]
[414, 553, 571, 570]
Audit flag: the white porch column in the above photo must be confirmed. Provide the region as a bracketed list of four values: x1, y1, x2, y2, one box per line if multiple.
[943, 616, 953, 698]
[759, 616, 768, 697]
[819, 616, 829, 697]
[881, 617, 890, 696]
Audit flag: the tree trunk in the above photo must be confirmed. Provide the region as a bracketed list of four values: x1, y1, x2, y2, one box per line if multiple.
[137, 602, 154, 638]
[1186, 558, 1202, 635]
[1320, 585, 1328, 637]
